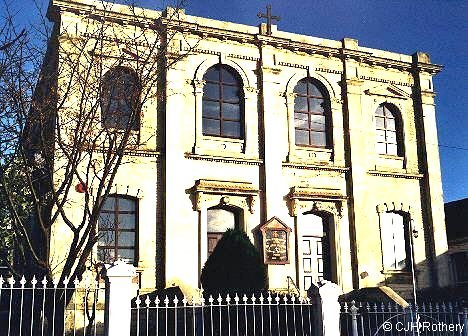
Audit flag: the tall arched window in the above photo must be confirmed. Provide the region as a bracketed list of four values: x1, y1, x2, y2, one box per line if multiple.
[375, 103, 403, 156]
[380, 212, 410, 270]
[207, 207, 239, 256]
[202, 65, 243, 139]
[293, 78, 331, 147]
[101, 66, 141, 130]
[98, 195, 137, 264]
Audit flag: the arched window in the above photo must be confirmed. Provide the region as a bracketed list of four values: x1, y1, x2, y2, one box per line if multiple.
[380, 212, 410, 270]
[101, 67, 141, 130]
[202, 65, 243, 139]
[207, 207, 239, 256]
[98, 195, 137, 264]
[375, 103, 403, 156]
[293, 78, 331, 147]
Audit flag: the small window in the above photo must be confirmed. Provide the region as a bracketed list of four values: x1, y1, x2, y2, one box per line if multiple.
[98, 195, 137, 264]
[293, 78, 331, 148]
[101, 67, 141, 130]
[375, 103, 403, 156]
[202, 65, 243, 139]
[380, 212, 410, 271]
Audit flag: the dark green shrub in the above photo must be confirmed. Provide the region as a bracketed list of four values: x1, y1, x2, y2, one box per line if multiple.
[201, 229, 267, 295]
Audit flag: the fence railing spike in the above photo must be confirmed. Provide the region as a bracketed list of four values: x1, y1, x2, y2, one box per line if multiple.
[182, 296, 187, 306]
[343, 301, 348, 313]
[217, 294, 222, 304]
[31, 275, 37, 288]
[8, 277, 15, 286]
[283, 295, 288, 303]
[251, 293, 256, 303]
[164, 295, 169, 306]
[208, 295, 214, 304]
[173, 296, 179, 306]
[234, 293, 239, 303]
[155, 295, 160, 306]
[226, 293, 231, 304]
[242, 294, 248, 303]
[135, 295, 141, 307]
[20, 275, 26, 287]
[275, 293, 280, 304]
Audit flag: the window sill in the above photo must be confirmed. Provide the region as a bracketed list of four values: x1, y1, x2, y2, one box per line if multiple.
[378, 154, 404, 161]
[288, 146, 333, 164]
[375, 154, 405, 170]
[195, 135, 245, 157]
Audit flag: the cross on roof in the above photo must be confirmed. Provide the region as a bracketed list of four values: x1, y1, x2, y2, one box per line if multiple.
[257, 4, 280, 35]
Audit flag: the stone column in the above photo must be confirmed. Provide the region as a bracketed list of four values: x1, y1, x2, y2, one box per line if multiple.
[103, 260, 137, 336]
[192, 79, 205, 153]
[341, 38, 366, 289]
[411, 52, 449, 287]
[259, 44, 284, 220]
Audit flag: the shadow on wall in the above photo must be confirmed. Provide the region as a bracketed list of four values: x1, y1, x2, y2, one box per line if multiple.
[342, 251, 467, 302]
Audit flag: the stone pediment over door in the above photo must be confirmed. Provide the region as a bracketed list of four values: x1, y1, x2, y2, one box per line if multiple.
[364, 84, 411, 100]
[287, 186, 346, 217]
[190, 179, 259, 213]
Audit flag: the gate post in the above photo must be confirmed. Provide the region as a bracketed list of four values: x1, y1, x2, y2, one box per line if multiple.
[319, 281, 342, 336]
[102, 260, 137, 336]
[349, 301, 359, 336]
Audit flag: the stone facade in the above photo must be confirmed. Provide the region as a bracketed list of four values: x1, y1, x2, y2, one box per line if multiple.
[47, 0, 449, 296]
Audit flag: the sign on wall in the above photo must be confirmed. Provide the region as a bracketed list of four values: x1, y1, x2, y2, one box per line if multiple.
[260, 217, 292, 265]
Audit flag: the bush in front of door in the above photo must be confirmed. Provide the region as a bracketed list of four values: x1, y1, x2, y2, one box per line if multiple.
[201, 229, 267, 295]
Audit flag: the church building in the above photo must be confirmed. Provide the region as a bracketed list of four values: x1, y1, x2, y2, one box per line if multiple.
[46, 0, 450, 297]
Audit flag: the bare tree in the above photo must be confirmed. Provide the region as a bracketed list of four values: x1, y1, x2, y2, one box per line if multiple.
[0, 0, 197, 331]
[0, 0, 201, 332]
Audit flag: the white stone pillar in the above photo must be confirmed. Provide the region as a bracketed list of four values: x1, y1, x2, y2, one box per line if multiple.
[319, 281, 342, 336]
[103, 260, 137, 336]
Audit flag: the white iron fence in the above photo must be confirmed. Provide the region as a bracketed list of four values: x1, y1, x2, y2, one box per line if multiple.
[131, 292, 321, 336]
[340, 300, 468, 336]
[0, 275, 105, 336]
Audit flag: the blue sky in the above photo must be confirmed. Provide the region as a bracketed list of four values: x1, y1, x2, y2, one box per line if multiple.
[8, 0, 468, 202]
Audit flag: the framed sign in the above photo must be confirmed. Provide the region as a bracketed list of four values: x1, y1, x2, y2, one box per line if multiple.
[260, 217, 292, 265]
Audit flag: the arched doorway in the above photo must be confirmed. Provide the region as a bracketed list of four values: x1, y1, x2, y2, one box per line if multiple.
[207, 206, 241, 257]
[300, 212, 336, 290]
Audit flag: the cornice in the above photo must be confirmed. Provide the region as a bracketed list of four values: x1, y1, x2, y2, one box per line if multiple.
[48, 0, 159, 27]
[367, 170, 423, 180]
[193, 179, 259, 196]
[91, 147, 161, 158]
[412, 62, 444, 75]
[359, 75, 413, 87]
[50, 1, 443, 75]
[288, 186, 347, 201]
[185, 153, 263, 166]
[282, 162, 349, 173]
